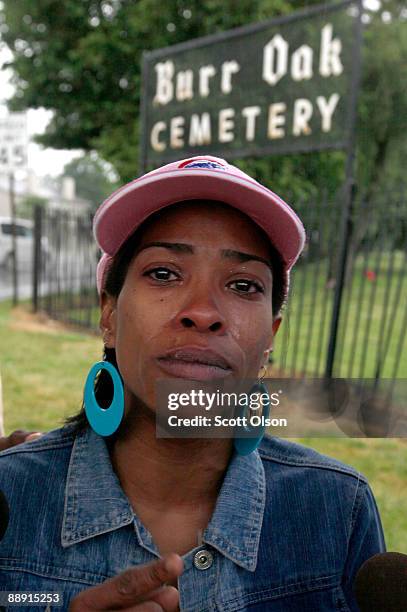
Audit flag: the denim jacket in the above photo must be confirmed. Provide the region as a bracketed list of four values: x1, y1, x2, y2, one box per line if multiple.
[0, 424, 385, 611]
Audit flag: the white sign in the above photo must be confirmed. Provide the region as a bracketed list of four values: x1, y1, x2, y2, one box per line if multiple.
[0, 111, 28, 172]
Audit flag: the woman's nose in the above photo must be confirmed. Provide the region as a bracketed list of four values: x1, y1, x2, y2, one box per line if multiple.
[175, 292, 227, 334]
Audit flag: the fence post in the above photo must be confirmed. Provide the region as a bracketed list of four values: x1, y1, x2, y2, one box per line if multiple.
[325, 182, 356, 378]
[324, 0, 363, 379]
[32, 204, 43, 313]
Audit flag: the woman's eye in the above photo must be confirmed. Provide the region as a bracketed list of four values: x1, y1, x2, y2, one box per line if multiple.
[228, 279, 264, 294]
[144, 267, 179, 282]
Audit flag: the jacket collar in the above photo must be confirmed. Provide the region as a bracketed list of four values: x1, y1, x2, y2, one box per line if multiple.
[202, 445, 266, 571]
[61, 426, 266, 571]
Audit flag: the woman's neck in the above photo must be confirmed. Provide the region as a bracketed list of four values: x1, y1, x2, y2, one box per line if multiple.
[108, 399, 234, 512]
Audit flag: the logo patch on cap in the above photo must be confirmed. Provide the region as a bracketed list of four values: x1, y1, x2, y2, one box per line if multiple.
[181, 160, 226, 170]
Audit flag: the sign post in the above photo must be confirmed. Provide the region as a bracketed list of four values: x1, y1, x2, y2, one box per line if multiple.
[8, 172, 18, 306]
[325, 2, 363, 378]
[0, 111, 29, 306]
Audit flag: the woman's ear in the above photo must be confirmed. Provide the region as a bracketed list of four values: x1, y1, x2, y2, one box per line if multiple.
[99, 291, 117, 348]
[263, 316, 282, 361]
[272, 316, 282, 337]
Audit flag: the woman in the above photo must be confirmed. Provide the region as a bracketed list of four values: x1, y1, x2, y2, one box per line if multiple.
[0, 156, 385, 611]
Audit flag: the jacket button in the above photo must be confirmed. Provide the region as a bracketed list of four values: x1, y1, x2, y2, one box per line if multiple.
[193, 549, 213, 570]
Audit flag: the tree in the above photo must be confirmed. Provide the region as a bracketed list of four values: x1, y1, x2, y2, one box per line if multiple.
[60, 153, 118, 211]
[0, 0, 324, 187]
[0, 0, 406, 205]
[342, 8, 407, 279]
[358, 11, 407, 196]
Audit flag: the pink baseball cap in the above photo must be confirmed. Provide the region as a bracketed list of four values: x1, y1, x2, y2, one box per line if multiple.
[94, 155, 306, 297]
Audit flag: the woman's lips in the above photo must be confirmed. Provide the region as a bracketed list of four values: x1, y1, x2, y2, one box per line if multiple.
[156, 348, 234, 381]
[156, 358, 232, 381]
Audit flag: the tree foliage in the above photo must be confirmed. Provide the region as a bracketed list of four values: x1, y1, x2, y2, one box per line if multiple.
[60, 153, 118, 211]
[358, 13, 407, 199]
[1, 0, 406, 204]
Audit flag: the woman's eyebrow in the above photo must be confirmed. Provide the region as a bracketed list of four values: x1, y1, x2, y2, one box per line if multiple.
[135, 241, 194, 255]
[221, 248, 273, 270]
[136, 241, 272, 270]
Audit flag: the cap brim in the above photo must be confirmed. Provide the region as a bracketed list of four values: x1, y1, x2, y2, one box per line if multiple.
[93, 168, 306, 269]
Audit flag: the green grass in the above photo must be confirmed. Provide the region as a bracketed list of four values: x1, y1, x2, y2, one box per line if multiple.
[289, 437, 407, 552]
[0, 300, 101, 431]
[275, 250, 406, 378]
[0, 300, 406, 551]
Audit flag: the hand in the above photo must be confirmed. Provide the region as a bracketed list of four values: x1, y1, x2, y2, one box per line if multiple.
[69, 553, 184, 611]
[0, 430, 43, 451]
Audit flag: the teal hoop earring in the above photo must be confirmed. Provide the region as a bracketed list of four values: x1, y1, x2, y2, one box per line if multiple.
[234, 381, 270, 455]
[84, 361, 124, 436]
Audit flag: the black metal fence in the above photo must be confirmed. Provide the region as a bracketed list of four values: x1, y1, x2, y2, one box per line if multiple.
[33, 207, 100, 330]
[275, 189, 406, 403]
[29, 188, 406, 407]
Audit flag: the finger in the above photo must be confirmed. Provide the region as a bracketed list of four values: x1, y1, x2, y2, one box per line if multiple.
[71, 554, 183, 610]
[102, 582, 179, 612]
[25, 432, 43, 441]
[10, 430, 33, 443]
[0, 437, 10, 451]
[108, 584, 179, 612]
[122, 603, 163, 612]
[1, 430, 31, 450]
[140, 585, 179, 611]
